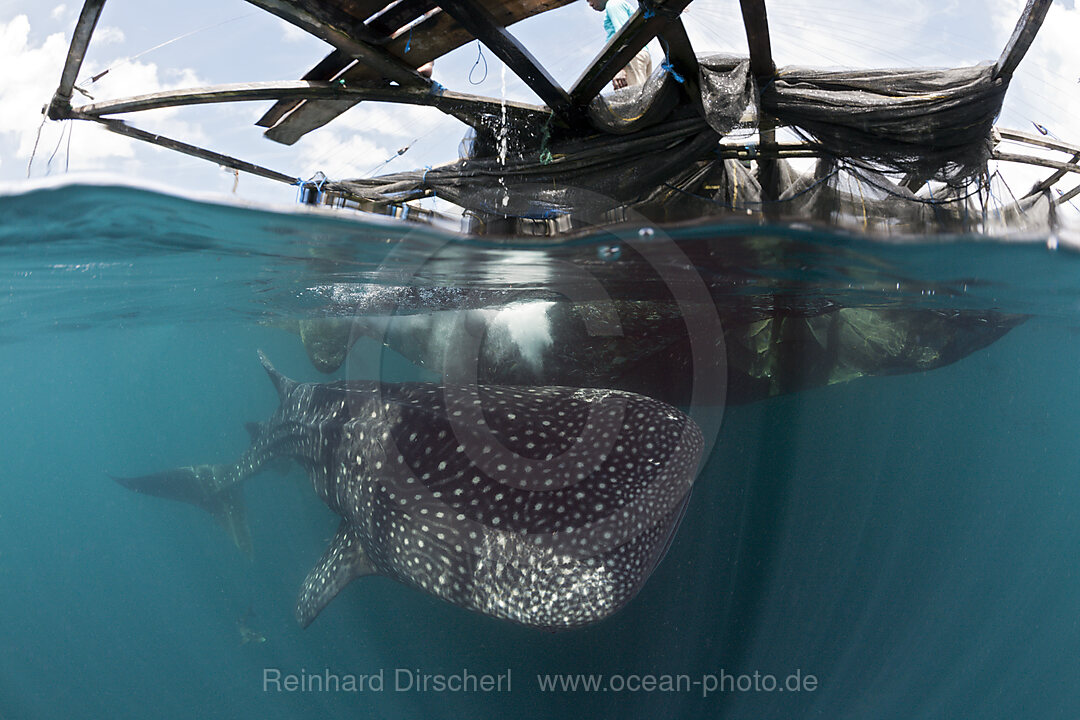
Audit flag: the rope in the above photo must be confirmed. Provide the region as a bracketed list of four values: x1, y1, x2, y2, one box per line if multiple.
[77, 13, 253, 88]
[45, 121, 70, 176]
[468, 42, 488, 85]
[26, 114, 47, 178]
[660, 60, 685, 84]
[64, 120, 72, 173]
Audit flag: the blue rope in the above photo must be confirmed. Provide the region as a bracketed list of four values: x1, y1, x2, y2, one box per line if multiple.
[405, 28, 412, 53]
[468, 42, 488, 85]
[660, 60, 685, 83]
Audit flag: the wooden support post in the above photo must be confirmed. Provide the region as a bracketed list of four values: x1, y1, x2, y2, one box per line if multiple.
[993, 0, 1052, 81]
[569, 0, 694, 107]
[737, 0, 778, 212]
[47, 0, 107, 120]
[436, 0, 572, 115]
[658, 18, 700, 106]
[993, 151, 1080, 177]
[738, 0, 775, 81]
[72, 114, 301, 185]
[1056, 183, 1080, 206]
[1025, 155, 1080, 199]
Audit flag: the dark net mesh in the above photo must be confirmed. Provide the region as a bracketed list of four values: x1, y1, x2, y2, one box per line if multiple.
[331, 53, 1051, 237]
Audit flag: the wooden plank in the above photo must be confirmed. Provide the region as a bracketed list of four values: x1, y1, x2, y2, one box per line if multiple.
[437, 0, 571, 114]
[242, 0, 431, 88]
[1024, 155, 1080, 199]
[366, 0, 439, 38]
[264, 0, 576, 144]
[994, 151, 1080, 176]
[71, 114, 301, 185]
[69, 80, 548, 124]
[1056, 182, 1080, 206]
[257, 49, 355, 128]
[569, 0, 693, 107]
[993, 0, 1052, 81]
[738, 0, 774, 82]
[47, 0, 108, 119]
[997, 126, 1080, 156]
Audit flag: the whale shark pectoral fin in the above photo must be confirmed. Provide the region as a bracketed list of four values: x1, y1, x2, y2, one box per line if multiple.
[296, 522, 375, 628]
[112, 464, 252, 557]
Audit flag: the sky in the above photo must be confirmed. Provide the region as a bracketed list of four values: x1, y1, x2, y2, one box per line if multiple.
[1, 0, 1079, 211]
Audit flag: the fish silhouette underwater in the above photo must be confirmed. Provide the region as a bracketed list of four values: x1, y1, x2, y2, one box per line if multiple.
[115, 353, 703, 631]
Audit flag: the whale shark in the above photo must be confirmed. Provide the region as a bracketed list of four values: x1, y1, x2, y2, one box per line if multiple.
[115, 353, 703, 630]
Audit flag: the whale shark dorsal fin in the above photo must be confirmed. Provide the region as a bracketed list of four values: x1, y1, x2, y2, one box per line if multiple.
[296, 522, 375, 628]
[257, 351, 297, 403]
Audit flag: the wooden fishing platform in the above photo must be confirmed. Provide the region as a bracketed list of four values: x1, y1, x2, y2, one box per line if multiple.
[43, 0, 1079, 231]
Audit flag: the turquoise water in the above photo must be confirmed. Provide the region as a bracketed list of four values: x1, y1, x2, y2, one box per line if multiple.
[2, 182, 1079, 719]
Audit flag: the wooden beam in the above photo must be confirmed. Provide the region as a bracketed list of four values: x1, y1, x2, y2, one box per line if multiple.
[658, 18, 700, 102]
[437, 0, 571, 115]
[569, 0, 693, 107]
[994, 151, 1080, 176]
[70, 80, 548, 124]
[997, 126, 1080, 156]
[738, 0, 778, 208]
[69, 113, 301, 185]
[1056, 182, 1080, 206]
[47, 0, 107, 120]
[263, 0, 576, 144]
[995, 126, 1080, 199]
[1024, 155, 1079, 199]
[241, 0, 431, 88]
[365, 0, 440, 38]
[993, 0, 1052, 81]
[738, 0, 775, 82]
[257, 49, 354, 128]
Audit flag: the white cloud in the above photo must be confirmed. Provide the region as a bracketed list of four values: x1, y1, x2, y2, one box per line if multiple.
[0, 14, 210, 177]
[50, 5, 67, 21]
[0, 16, 71, 158]
[94, 25, 125, 45]
[294, 130, 391, 179]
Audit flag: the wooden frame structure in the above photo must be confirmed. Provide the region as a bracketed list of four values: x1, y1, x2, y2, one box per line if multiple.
[44, 0, 1076, 218]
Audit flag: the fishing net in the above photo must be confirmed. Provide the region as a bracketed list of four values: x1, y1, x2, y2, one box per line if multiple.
[332, 53, 1050, 236]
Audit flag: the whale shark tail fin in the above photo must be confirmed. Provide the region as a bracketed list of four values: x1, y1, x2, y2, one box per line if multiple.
[112, 464, 253, 557]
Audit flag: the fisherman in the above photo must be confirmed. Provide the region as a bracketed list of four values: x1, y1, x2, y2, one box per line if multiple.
[586, 0, 653, 89]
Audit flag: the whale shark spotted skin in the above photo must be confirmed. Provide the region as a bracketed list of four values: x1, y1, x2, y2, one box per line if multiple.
[116, 354, 703, 631]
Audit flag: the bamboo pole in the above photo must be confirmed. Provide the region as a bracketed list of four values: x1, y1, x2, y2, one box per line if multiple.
[47, 0, 107, 120]
[71, 80, 547, 125]
[76, 114, 301, 186]
[993, 0, 1053, 81]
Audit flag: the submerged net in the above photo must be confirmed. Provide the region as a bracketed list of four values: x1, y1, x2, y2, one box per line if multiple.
[334, 53, 1054, 237]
